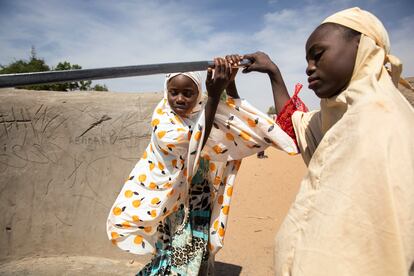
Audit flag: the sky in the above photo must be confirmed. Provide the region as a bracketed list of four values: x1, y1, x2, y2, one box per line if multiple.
[0, 0, 413, 110]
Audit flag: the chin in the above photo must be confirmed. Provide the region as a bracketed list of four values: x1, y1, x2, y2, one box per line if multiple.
[312, 88, 326, 99]
[314, 87, 341, 99]
[174, 110, 188, 118]
[315, 92, 330, 99]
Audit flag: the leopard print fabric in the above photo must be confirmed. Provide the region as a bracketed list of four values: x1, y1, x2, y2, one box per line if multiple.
[137, 159, 213, 276]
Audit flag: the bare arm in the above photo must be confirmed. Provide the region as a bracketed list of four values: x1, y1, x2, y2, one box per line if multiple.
[224, 54, 242, 99]
[203, 58, 232, 147]
[243, 52, 290, 114]
[268, 67, 290, 114]
[225, 81, 239, 99]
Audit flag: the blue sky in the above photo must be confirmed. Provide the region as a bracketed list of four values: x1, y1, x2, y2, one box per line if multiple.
[1, 0, 413, 110]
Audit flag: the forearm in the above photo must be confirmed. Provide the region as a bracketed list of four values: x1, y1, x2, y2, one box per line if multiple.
[226, 81, 240, 99]
[202, 96, 220, 148]
[268, 68, 290, 114]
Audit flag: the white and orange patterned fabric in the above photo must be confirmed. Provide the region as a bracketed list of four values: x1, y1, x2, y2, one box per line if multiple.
[107, 72, 297, 256]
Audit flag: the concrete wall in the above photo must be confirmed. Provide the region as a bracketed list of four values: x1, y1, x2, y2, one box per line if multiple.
[0, 89, 162, 263]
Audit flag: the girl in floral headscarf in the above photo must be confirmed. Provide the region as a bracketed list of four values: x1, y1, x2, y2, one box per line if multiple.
[107, 57, 297, 275]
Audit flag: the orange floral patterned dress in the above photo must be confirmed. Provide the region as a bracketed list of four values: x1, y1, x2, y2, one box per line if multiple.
[107, 72, 298, 275]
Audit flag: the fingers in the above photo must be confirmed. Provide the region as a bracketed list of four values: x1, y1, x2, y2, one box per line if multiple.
[242, 51, 275, 74]
[207, 57, 231, 99]
[225, 58, 232, 78]
[225, 54, 243, 67]
[206, 67, 213, 82]
[214, 57, 231, 79]
[216, 57, 224, 76]
[242, 53, 255, 62]
[224, 55, 240, 81]
[242, 67, 251, 74]
[241, 53, 257, 74]
[241, 53, 253, 73]
[222, 57, 231, 80]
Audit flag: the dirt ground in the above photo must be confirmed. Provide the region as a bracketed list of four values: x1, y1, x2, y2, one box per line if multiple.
[214, 148, 306, 275]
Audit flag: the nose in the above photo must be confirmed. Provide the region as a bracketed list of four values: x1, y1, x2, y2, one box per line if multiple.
[306, 60, 316, 76]
[176, 94, 185, 104]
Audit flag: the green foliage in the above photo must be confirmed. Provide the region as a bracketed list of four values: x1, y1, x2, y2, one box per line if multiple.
[0, 48, 52, 90]
[92, 84, 108, 91]
[220, 90, 228, 101]
[267, 106, 276, 115]
[47, 61, 92, 91]
[0, 47, 108, 92]
[0, 58, 50, 74]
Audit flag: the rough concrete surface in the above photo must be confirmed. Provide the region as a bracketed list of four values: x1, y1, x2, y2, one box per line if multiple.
[0, 89, 162, 273]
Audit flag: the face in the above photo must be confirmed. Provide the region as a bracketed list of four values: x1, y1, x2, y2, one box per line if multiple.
[305, 23, 360, 98]
[167, 74, 199, 117]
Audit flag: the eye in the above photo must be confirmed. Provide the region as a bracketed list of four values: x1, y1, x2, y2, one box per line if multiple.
[314, 50, 324, 61]
[183, 90, 196, 98]
[169, 90, 178, 96]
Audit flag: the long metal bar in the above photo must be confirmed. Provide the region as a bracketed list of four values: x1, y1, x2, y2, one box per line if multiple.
[0, 59, 251, 88]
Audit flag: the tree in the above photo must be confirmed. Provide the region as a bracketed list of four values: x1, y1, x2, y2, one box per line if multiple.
[48, 61, 92, 91]
[0, 47, 51, 90]
[92, 84, 108, 91]
[267, 106, 276, 115]
[0, 47, 108, 92]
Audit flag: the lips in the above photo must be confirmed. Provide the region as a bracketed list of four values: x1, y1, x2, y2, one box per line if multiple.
[172, 105, 187, 112]
[308, 76, 320, 90]
[173, 105, 186, 109]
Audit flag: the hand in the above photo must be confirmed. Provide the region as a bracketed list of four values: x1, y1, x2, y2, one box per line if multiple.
[242, 51, 279, 75]
[242, 52, 289, 115]
[206, 57, 232, 100]
[224, 54, 242, 99]
[225, 54, 243, 82]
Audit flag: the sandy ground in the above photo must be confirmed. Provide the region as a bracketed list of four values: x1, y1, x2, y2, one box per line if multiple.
[0, 256, 141, 276]
[0, 148, 306, 276]
[214, 148, 306, 275]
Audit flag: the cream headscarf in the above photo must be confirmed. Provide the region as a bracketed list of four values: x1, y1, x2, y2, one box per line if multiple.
[107, 72, 297, 256]
[292, 7, 414, 164]
[276, 7, 414, 276]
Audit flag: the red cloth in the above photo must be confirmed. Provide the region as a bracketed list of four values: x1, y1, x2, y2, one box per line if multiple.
[276, 84, 309, 144]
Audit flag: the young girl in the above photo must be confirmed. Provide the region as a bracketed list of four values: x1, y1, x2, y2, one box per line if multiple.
[107, 58, 297, 275]
[242, 7, 414, 275]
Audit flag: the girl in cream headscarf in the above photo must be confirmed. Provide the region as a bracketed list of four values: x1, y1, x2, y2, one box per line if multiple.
[243, 7, 414, 276]
[107, 57, 297, 275]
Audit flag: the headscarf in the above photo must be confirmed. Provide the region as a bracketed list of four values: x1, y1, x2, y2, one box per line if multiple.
[163, 72, 204, 115]
[292, 7, 414, 164]
[276, 7, 414, 275]
[323, 7, 413, 90]
[107, 72, 298, 255]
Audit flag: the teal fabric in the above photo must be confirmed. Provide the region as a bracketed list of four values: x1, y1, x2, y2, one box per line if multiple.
[137, 159, 212, 276]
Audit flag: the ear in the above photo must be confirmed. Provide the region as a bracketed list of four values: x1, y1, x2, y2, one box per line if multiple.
[352, 33, 361, 48]
[349, 34, 361, 60]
